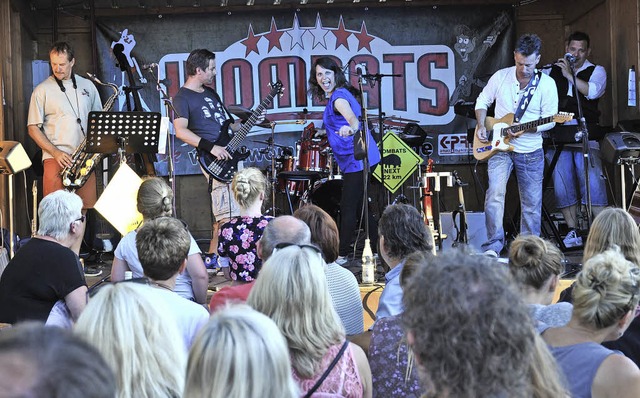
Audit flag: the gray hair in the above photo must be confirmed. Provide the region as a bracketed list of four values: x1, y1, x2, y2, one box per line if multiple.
[259, 215, 311, 260]
[37, 190, 83, 240]
[184, 304, 298, 398]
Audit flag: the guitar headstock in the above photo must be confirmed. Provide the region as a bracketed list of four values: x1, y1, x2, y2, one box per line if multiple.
[269, 80, 284, 97]
[554, 112, 575, 124]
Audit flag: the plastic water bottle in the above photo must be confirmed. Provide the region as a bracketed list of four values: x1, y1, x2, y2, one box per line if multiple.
[361, 239, 375, 285]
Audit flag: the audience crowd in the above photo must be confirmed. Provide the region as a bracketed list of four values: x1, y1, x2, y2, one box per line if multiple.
[3, 189, 640, 398]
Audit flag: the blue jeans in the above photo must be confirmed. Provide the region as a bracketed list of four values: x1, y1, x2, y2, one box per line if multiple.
[548, 147, 608, 208]
[481, 148, 544, 254]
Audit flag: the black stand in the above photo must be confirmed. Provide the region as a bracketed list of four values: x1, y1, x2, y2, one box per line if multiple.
[85, 111, 162, 160]
[569, 60, 594, 228]
[363, 72, 402, 206]
[145, 65, 177, 215]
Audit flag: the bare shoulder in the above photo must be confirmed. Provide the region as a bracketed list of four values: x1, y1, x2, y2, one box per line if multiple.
[593, 353, 640, 398]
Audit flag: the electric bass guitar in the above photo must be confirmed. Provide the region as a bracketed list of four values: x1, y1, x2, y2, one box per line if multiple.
[199, 80, 284, 183]
[472, 112, 574, 161]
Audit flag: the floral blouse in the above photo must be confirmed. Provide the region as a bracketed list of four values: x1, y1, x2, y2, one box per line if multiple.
[217, 215, 273, 282]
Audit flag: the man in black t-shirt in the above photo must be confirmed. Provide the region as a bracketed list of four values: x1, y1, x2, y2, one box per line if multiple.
[0, 190, 87, 324]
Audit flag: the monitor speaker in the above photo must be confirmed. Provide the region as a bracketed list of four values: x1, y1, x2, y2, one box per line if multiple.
[601, 132, 640, 164]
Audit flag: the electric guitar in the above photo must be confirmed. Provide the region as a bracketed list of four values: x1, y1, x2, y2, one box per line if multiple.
[198, 80, 284, 183]
[472, 112, 574, 161]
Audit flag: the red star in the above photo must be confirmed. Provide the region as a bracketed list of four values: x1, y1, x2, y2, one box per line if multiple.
[354, 22, 375, 52]
[241, 25, 261, 56]
[264, 18, 285, 52]
[331, 16, 351, 51]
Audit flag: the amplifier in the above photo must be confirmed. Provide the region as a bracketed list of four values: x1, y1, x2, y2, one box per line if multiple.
[601, 132, 640, 164]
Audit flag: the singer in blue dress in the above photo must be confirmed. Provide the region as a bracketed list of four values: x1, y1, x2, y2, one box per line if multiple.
[308, 57, 381, 262]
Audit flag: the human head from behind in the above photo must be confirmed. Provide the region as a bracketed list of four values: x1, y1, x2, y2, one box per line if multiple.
[402, 249, 554, 397]
[378, 203, 434, 265]
[308, 56, 350, 101]
[293, 204, 339, 263]
[232, 167, 269, 210]
[257, 215, 311, 261]
[509, 234, 565, 305]
[0, 322, 116, 398]
[185, 49, 216, 85]
[49, 41, 75, 81]
[136, 217, 190, 282]
[248, 245, 343, 379]
[514, 33, 542, 82]
[137, 176, 173, 220]
[572, 246, 640, 339]
[37, 190, 84, 245]
[583, 207, 640, 266]
[75, 282, 185, 398]
[184, 304, 298, 398]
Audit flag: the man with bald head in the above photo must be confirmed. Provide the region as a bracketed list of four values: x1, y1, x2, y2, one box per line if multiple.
[209, 215, 311, 313]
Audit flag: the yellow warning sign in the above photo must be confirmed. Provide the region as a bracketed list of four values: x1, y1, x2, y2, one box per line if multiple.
[372, 131, 423, 193]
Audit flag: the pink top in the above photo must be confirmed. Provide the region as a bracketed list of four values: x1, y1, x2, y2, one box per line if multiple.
[293, 342, 363, 398]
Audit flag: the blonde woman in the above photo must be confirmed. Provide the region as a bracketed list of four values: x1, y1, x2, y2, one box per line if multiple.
[217, 167, 272, 282]
[509, 234, 572, 328]
[582, 207, 640, 265]
[110, 177, 208, 304]
[543, 247, 640, 398]
[248, 245, 372, 397]
[184, 304, 298, 398]
[75, 282, 186, 398]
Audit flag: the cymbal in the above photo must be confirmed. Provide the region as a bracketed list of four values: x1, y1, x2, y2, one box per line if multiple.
[251, 139, 289, 149]
[228, 105, 271, 128]
[385, 115, 419, 123]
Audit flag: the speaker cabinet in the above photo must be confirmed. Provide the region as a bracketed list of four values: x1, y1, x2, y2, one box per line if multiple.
[0, 141, 31, 175]
[601, 132, 640, 165]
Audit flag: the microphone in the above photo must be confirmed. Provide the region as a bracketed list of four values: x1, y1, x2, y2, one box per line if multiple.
[564, 53, 576, 64]
[141, 63, 158, 71]
[355, 63, 368, 85]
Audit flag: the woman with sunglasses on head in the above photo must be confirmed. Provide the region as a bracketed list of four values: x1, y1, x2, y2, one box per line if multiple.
[110, 177, 208, 305]
[542, 247, 640, 398]
[248, 244, 372, 397]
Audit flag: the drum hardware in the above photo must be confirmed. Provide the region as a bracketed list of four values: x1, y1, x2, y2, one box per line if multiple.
[228, 105, 272, 128]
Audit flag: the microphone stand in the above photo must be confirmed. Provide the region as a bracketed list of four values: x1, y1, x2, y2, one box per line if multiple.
[569, 60, 593, 227]
[146, 65, 177, 216]
[356, 75, 372, 261]
[362, 72, 402, 206]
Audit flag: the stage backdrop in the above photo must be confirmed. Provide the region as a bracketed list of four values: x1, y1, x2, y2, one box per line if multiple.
[94, 5, 515, 175]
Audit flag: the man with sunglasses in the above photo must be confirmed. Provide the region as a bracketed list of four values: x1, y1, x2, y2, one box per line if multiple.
[0, 190, 87, 324]
[209, 215, 311, 313]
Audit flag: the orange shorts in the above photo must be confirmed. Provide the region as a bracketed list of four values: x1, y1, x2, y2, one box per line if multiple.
[43, 158, 97, 209]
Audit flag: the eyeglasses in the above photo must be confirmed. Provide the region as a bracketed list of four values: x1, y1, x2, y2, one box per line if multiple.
[273, 242, 322, 256]
[86, 277, 151, 302]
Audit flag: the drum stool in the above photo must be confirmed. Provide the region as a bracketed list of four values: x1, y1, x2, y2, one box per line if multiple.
[277, 170, 324, 214]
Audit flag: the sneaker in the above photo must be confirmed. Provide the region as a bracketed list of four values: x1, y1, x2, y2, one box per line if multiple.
[483, 249, 499, 258]
[203, 252, 220, 270]
[563, 229, 583, 248]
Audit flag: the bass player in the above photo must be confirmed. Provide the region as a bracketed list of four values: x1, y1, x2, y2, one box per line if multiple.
[474, 33, 558, 258]
[173, 49, 263, 266]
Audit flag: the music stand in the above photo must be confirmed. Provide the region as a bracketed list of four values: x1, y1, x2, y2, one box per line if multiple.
[85, 111, 162, 163]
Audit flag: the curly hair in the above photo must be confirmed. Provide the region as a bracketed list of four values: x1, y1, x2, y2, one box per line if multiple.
[137, 177, 173, 220]
[509, 234, 565, 290]
[402, 249, 539, 398]
[247, 245, 344, 379]
[379, 204, 434, 260]
[293, 204, 339, 263]
[573, 246, 640, 329]
[583, 207, 640, 266]
[232, 167, 269, 210]
[184, 304, 298, 398]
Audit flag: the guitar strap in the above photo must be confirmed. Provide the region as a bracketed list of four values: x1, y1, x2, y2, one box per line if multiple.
[513, 70, 542, 123]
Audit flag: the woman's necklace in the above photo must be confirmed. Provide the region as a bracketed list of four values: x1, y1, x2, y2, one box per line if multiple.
[152, 282, 173, 292]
